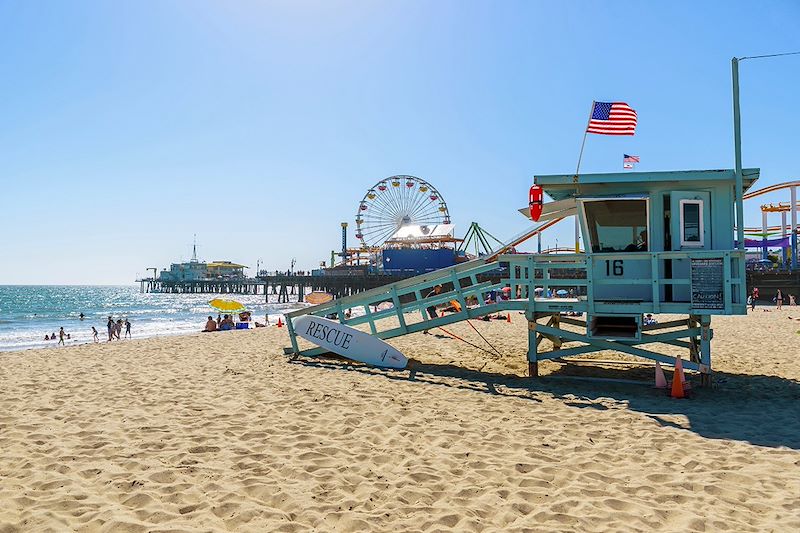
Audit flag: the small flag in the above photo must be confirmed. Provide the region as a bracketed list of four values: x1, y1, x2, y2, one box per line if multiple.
[586, 101, 637, 135]
[623, 162, 634, 170]
[624, 154, 640, 163]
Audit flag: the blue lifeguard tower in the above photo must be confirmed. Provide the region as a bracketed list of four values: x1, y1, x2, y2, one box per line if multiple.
[285, 167, 758, 386]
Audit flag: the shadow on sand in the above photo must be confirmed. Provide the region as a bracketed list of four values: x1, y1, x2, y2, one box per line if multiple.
[288, 355, 800, 450]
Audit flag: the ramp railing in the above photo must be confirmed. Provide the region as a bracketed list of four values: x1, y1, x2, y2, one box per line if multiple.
[284, 256, 512, 355]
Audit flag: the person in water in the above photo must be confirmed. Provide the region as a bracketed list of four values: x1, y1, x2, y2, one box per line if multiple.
[92, 326, 99, 342]
[44, 335, 50, 341]
[124, 319, 131, 339]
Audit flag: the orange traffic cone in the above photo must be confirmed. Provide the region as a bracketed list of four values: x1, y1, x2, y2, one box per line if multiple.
[506, 313, 512, 323]
[670, 356, 686, 399]
[277, 317, 283, 328]
[654, 361, 667, 389]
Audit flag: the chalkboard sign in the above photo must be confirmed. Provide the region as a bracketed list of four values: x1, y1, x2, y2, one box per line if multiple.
[690, 258, 724, 310]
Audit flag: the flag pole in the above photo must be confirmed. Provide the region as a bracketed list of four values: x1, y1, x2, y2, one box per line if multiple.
[575, 100, 595, 177]
[573, 101, 594, 253]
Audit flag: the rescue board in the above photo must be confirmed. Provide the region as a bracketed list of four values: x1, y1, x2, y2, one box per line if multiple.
[293, 315, 407, 369]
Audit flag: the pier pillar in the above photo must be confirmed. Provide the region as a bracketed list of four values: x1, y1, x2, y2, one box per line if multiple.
[792, 185, 798, 270]
[782, 211, 788, 267]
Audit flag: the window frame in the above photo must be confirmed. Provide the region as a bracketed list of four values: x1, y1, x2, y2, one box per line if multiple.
[679, 198, 704, 248]
[579, 195, 650, 254]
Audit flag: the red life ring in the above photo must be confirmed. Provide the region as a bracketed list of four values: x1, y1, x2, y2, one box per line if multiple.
[529, 184, 543, 221]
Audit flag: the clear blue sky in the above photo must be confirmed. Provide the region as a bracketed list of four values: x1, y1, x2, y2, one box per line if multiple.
[1, 1, 798, 284]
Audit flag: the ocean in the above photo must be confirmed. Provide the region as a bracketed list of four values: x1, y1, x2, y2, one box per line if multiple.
[0, 285, 305, 352]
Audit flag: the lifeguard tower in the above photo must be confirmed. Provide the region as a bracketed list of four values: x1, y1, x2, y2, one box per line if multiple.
[284, 167, 758, 387]
[512, 167, 758, 385]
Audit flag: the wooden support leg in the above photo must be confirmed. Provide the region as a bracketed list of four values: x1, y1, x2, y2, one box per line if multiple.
[700, 315, 712, 387]
[551, 314, 563, 349]
[688, 315, 700, 364]
[527, 319, 538, 377]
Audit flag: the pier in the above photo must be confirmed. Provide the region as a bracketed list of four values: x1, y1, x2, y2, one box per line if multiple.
[136, 272, 416, 303]
[137, 270, 505, 303]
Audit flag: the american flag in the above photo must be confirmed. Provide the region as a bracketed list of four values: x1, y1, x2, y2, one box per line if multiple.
[586, 101, 637, 135]
[623, 154, 640, 163]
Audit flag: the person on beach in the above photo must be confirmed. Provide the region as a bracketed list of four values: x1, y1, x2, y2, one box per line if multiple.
[107, 317, 114, 342]
[58, 327, 65, 346]
[92, 326, 99, 342]
[423, 285, 443, 334]
[775, 289, 783, 310]
[124, 319, 131, 339]
[220, 314, 235, 331]
[114, 319, 123, 339]
[204, 316, 218, 332]
[216, 314, 222, 328]
[790, 294, 797, 306]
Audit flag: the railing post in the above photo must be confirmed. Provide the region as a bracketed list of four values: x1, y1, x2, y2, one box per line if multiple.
[390, 287, 407, 333]
[723, 252, 732, 309]
[585, 256, 594, 314]
[651, 252, 660, 313]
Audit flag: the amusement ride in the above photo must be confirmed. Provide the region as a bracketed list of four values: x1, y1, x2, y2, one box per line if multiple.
[354, 175, 451, 249]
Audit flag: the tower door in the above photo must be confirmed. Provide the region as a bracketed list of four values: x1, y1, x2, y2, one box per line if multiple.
[669, 191, 711, 302]
[670, 191, 710, 251]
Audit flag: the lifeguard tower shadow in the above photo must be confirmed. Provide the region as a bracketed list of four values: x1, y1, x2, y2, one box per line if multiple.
[290, 355, 800, 450]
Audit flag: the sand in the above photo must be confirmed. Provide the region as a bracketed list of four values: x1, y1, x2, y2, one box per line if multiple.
[0, 309, 799, 532]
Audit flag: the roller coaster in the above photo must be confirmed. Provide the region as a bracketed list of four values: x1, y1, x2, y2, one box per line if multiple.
[740, 180, 800, 235]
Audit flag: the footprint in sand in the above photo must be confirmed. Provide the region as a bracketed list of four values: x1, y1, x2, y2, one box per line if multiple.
[188, 445, 220, 453]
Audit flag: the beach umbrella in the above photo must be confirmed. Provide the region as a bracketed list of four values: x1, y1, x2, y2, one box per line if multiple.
[208, 298, 246, 313]
[534, 287, 544, 294]
[556, 289, 568, 296]
[306, 292, 334, 305]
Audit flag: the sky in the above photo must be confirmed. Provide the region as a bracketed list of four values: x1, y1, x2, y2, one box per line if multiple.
[0, 0, 798, 284]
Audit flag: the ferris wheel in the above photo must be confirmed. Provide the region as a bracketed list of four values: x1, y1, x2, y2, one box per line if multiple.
[355, 175, 451, 248]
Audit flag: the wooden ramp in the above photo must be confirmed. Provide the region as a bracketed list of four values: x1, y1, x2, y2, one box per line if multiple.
[283, 254, 509, 357]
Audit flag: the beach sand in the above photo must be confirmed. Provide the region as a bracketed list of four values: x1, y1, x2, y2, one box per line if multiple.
[1, 309, 798, 532]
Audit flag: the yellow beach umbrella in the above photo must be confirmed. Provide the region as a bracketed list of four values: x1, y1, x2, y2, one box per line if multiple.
[208, 298, 246, 313]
